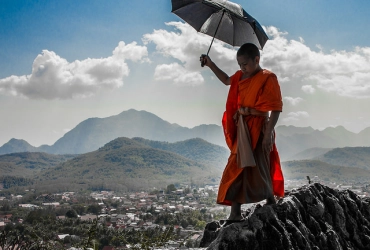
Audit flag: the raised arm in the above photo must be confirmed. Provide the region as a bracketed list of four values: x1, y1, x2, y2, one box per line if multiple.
[200, 55, 230, 86]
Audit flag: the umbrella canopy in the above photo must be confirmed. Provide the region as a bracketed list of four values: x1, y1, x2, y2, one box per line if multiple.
[171, 0, 269, 54]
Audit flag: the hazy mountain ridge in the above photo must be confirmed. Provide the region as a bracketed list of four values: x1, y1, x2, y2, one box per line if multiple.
[281, 159, 370, 183]
[3, 137, 370, 192]
[289, 147, 333, 161]
[0, 109, 226, 155]
[0, 138, 39, 155]
[317, 147, 370, 171]
[2, 110, 370, 161]
[276, 125, 370, 160]
[281, 146, 370, 182]
[35, 137, 222, 192]
[1, 137, 225, 192]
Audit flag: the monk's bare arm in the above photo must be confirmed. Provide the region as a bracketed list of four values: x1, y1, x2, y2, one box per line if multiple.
[200, 55, 230, 86]
[263, 111, 281, 153]
[266, 111, 280, 133]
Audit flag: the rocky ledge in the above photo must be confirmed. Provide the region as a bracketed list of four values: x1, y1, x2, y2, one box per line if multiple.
[200, 183, 370, 250]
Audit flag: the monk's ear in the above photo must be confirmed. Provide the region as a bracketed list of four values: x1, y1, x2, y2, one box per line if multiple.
[255, 56, 260, 64]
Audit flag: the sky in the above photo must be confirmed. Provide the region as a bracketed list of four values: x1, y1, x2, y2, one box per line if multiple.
[1, 0, 370, 147]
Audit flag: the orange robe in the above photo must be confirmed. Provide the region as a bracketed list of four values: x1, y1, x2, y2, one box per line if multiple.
[217, 69, 284, 206]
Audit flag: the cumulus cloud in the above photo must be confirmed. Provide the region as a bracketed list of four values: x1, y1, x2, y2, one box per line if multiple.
[262, 26, 370, 98]
[283, 111, 310, 122]
[143, 22, 370, 97]
[0, 41, 148, 99]
[283, 96, 303, 106]
[301, 85, 316, 94]
[143, 21, 237, 85]
[154, 63, 204, 86]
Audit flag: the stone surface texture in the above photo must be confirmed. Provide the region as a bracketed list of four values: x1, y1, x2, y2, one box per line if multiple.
[200, 183, 370, 250]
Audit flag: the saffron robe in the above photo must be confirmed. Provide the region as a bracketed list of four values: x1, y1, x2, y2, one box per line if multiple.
[217, 69, 284, 206]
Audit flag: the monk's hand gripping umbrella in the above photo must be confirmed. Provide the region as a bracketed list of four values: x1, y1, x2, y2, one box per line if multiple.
[171, 0, 269, 66]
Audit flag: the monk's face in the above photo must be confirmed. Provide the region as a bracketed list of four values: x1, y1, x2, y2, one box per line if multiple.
[237, 55, 260, 78]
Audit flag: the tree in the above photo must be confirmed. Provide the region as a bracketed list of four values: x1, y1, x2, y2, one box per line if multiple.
[166, 184, 176, 194]
[87, 204, 101, 215]
[72, 204, 86, 215]
[65, 209, 78, 218]
[195, 220, 207, 230]
[0, 201, 11, 212]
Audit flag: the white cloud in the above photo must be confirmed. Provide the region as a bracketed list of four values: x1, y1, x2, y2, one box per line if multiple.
[154, 63, 204, 86]
[262, 26, 370, 98]
[143, 21, 237, 85]
[0, 41, 148, 99]
[283, 111, 310, 122]
[143, 23, 370, 98]
[301, 85, 316, 94]
[283, 96, 303, 106]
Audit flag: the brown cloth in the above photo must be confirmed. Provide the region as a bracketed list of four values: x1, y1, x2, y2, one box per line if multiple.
[236, 113, 256, 168]
[226, 112, 273, 204]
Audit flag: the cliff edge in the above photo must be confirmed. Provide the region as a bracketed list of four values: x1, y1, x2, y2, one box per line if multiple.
[200, 183, 370, 250]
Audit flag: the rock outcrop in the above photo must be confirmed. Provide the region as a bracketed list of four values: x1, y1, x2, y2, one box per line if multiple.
[200, 183, 370, 250]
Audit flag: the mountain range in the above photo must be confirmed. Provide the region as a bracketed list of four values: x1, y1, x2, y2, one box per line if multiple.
[1, 137, 226, 192]
[275, 125, 370, 160]
[2, 109, 370, 161]
[0, 109, 225, 156]
[2, 135, 370, 192]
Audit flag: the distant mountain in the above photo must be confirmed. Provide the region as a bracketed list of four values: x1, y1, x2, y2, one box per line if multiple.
[0, 139, 38, 155]
[3, 110, 370, 160]
[275, 125, 370, 160]
[282, 146, 370, 183]
[316, 147, 370, 171]
[35, 137, 222, 192]
[282, 159, 370, 183]
[289, 147, 332, 161]
[275, 125, 315, 137]
[0, 109, 226, 155]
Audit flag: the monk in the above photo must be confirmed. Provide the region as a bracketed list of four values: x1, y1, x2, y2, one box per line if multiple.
[200, 43, 284, 223]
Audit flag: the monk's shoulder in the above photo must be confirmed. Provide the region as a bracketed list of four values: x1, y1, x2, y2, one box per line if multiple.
[231, 70, 243, 79]
[261, 69, 277, 78]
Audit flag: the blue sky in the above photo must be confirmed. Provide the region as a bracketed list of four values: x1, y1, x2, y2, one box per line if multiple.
[1, 0, 370, 146]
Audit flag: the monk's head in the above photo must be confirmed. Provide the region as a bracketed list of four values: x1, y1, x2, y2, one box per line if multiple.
[236, 43, 261, 78]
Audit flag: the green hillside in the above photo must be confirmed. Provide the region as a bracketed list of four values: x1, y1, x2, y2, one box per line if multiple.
[42, 109, 225, 154]
[317, 147, 370, 170]
[289, 147, 332, 161]
[282, 159, 370, 183]
[132, 137, 229, 169]
[0, 152, 76, 177]
[35, 137, 222, 192]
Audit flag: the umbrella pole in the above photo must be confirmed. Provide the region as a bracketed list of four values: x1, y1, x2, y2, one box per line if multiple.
[206, 9, 225, 56]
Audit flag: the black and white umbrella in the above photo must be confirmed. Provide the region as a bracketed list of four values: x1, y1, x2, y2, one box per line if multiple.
[171, 0, 269, 56]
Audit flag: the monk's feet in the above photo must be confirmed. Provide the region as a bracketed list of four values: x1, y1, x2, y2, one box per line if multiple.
[266, 196, 276, 205]
[227, 214, 243, 221]
[221, 214, 244, 227]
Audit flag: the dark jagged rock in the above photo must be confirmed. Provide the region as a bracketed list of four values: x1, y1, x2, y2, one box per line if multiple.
[200, 183, 370, 250]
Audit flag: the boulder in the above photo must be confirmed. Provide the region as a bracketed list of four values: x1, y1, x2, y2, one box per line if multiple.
[200, 183, 370, 250]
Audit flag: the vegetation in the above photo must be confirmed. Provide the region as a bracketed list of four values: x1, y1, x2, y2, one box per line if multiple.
[318, 147, 370, 170]
[0, 176, 34, 189]
[132, 137, 229, 170]
[29, 137, 221, 192]
[282, 159, 370, 183]
[0, 152, 76, 179]
[0, 191, 223, 250]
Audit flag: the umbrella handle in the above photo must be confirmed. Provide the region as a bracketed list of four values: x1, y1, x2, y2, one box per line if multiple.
[200, 54, 206, 67]
[201, 9, 225, 67]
